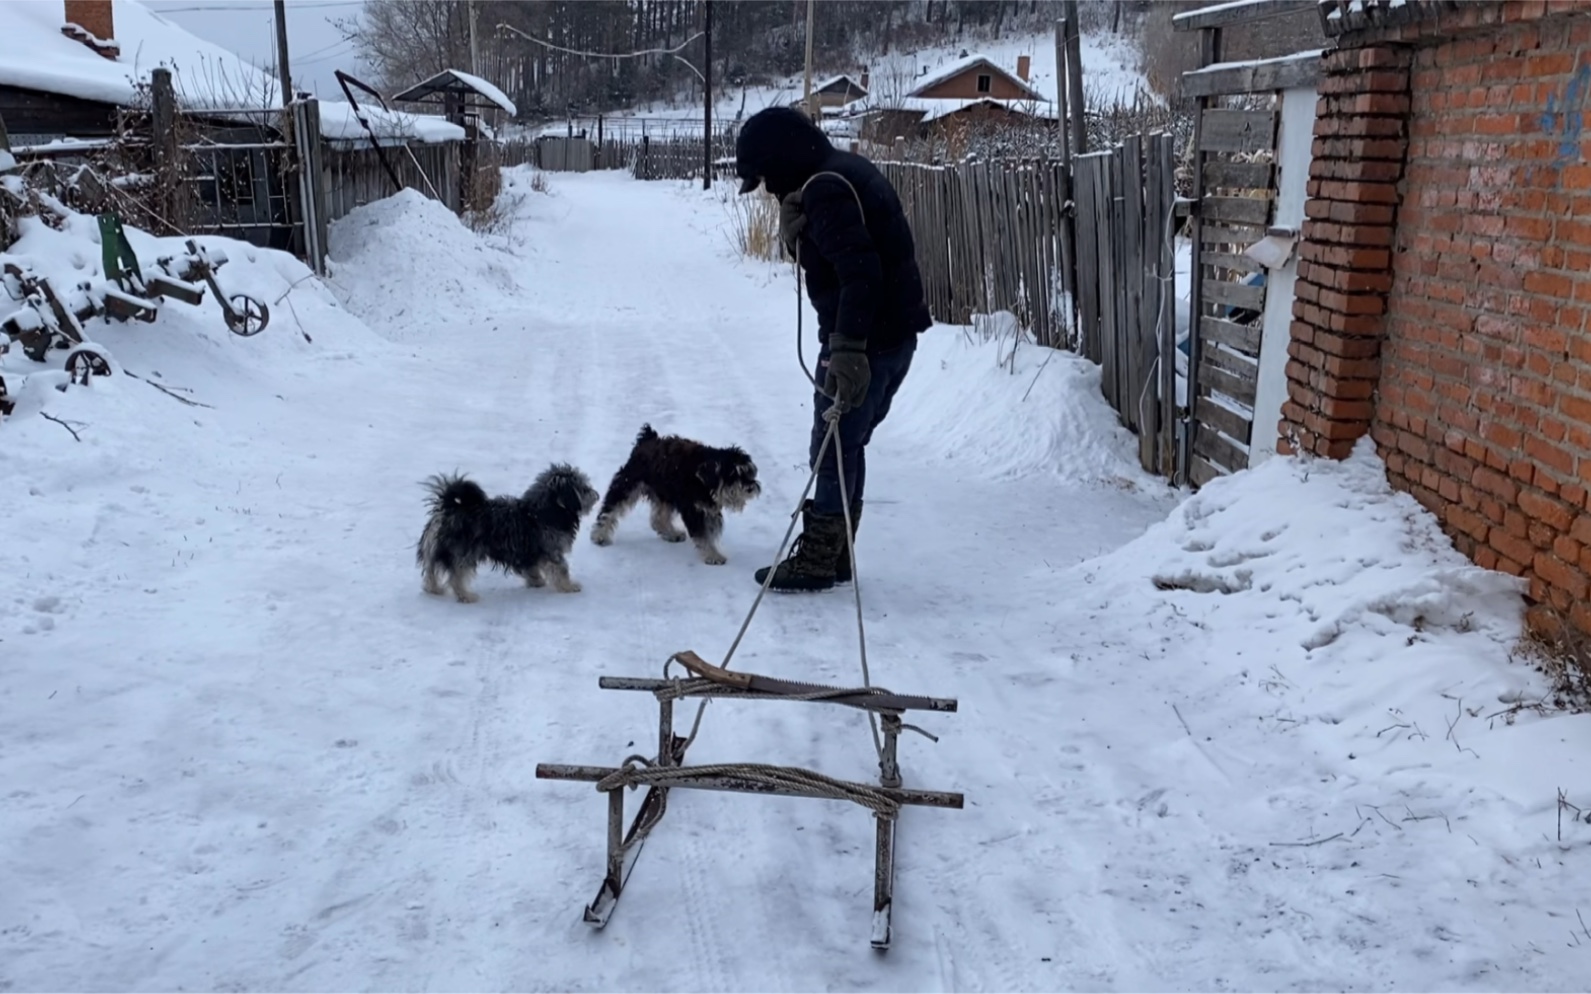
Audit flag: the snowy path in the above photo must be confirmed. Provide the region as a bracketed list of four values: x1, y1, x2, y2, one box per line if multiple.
[4, 171, 1590, 992]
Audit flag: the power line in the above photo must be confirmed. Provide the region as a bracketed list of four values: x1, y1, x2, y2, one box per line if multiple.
[288, 35, 353, 64]
[494, 22, 706, 82]
[151, 1, 362, 12]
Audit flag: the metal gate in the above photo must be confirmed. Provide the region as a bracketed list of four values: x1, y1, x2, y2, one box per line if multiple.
[179, 108, 297, 253]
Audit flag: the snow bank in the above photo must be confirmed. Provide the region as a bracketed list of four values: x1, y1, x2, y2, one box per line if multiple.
[1080, 438, 1591, 878]
[0, 199, 391, 518]
[889, 321, 1157, 487]
[1028, 438, 1591, 987]
[326, 187, 528, 344]
[1116, 438, 1527, 653]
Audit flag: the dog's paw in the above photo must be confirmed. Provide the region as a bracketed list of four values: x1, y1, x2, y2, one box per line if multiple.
[661, 532, 687, 543]
[525, 573, 546, 587]
[590, 532, 612, 546]
[557, 581, 583, 593]
[700, 552, 728, 566]
[455, 591, 480, 604]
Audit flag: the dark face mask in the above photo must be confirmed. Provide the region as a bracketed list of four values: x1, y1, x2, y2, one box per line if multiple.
[761, 169, 805, 199]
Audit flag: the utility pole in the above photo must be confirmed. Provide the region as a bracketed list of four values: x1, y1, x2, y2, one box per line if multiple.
[1062, 0, 1086, 157]
[802, 0, 816, 119]
[468, 0, 480, 77]
[703, 0, 713, 190]
[272, 0, 292, 108]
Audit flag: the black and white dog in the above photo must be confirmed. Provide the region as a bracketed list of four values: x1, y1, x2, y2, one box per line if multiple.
[417, 464, 599, 602]
[589, 424, 762, 565]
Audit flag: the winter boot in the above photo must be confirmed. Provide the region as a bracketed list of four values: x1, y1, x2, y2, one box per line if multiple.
[834, 500, 862, 584]
[754, 501, 848, 592]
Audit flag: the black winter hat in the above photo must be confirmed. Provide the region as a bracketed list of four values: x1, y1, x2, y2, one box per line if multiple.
[734, 106, 834, 196]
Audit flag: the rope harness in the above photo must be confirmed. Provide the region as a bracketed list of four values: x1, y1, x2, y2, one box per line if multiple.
[595, 172, 891, 847]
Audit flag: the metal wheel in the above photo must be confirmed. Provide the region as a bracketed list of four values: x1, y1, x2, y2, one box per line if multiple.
[225, 294, 269, 336]
[65, 347, 112, 385]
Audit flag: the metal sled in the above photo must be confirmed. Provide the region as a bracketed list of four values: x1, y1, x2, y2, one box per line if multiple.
[536, 650, 962, 950]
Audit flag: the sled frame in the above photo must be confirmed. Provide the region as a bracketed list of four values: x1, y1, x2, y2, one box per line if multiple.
[536, 650, 962, 950]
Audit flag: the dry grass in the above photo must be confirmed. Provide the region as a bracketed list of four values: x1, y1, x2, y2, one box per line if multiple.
[1508, 611, 1591, 718]
[720, 187, 780, 262]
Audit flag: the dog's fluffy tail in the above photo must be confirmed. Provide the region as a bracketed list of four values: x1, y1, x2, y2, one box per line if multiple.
[634, 423, 659, 446]
[422, 473, 487, 515]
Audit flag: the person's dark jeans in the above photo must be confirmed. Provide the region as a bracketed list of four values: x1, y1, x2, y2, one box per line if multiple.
[809, 337, 917, 515]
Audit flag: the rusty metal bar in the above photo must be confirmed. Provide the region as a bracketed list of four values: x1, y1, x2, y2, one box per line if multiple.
[536, 763, 964, 810]
[871, 814, 896, 950]
[878, 713, 902, 789]
[597, 676, 958, 714]
[658, 697, 675, 768]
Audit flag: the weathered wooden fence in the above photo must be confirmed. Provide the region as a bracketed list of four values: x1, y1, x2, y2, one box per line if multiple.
[877, 158, 1072, 350]
[538, 136, 594, 172]
[630, 133, 736, 182]
[322, 141, 460, 224]
[1174, 0, 1322, 486]
[1072, 133, 1179, 476]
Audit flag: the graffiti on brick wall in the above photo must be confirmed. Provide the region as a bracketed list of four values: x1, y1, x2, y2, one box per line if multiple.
[1540, 62, 1591, 168]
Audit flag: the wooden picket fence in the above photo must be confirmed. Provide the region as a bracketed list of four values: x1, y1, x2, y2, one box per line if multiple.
[629, 133, 736, 182]
[1072, 133, 1179, 477]
[877, 158, 1073, 350]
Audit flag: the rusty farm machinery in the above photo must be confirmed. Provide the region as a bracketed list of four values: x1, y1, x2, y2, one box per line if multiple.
[0, 214, 269, 417]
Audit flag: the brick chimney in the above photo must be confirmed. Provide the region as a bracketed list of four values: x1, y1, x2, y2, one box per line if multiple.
[1016, 55, 1031, 81]
[62, 0, 120, 60]
[859, 69, 870, 92]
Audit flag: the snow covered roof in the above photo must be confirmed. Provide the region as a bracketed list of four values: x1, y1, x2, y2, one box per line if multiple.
[0, 0, 269, 110]
[812, 73, 866, 95]
[906, 54, 1046, 102]
[847, 94, 1058, 124]
[318, 103, 466, 146]
[0, 0, 464, 144]
[391, 68, 518, 117]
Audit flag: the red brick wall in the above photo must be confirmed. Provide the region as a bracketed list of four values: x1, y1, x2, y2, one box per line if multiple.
[62, 0, 118, 58]
[1373, 11, 1591, 631]
[63, 0, 113, 42]
[1279, 45, 1412, 460]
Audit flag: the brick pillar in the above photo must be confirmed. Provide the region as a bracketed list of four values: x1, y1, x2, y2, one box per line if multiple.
[62, 0, 119, 59]
[1278, 46, 1412, 459]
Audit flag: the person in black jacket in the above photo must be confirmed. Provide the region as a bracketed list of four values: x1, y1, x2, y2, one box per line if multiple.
[733, 106, 933, 592]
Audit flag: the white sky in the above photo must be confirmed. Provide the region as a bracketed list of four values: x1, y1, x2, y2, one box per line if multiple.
[141, 0, 368, 99]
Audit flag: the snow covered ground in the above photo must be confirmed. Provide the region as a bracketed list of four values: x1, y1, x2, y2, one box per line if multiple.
[3, 168, 1591, 991]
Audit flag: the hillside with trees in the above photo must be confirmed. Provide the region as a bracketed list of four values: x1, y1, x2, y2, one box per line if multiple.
[340, 0, 1145, 122]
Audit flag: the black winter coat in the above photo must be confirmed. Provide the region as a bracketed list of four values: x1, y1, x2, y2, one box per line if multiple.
[793, 151, 934, 355]
[733, 107, 932, 355]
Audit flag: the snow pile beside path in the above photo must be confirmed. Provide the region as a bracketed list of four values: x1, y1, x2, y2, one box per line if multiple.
[1066, 438, 1591, 967]
[0, 200, 391, 564]
[1037, 440, 1591, 984]
[889, 323, 1157, 487]
[327, 188, 526, 344]
[0, 206, 383, 436]
[1133, 439, 1527, 654]
[1089, 437, 1535, 725]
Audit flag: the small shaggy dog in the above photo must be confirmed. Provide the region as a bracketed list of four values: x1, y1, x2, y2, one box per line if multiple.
[589, 424, 761, 565]
[417, 463, 599, 603]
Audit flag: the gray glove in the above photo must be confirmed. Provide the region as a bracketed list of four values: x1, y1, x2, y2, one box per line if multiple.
[823, 336, 871, 412]
[779, 190, 807, 259]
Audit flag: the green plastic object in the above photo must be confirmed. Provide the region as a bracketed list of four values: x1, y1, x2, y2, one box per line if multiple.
[97, 213, 143, 289]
